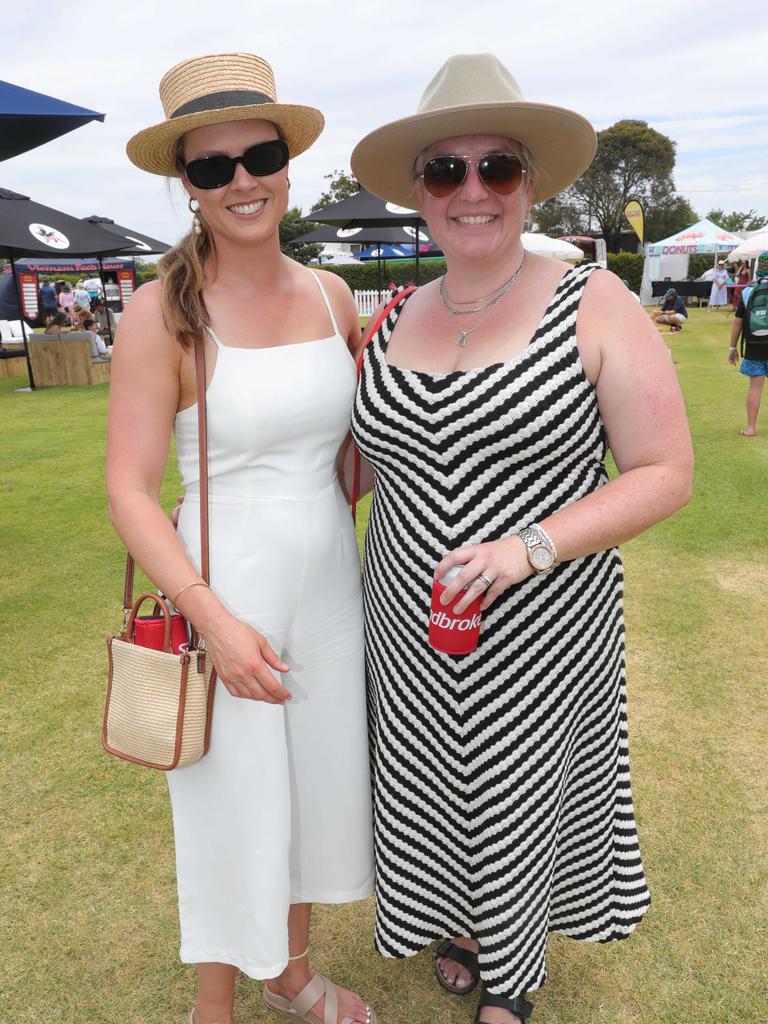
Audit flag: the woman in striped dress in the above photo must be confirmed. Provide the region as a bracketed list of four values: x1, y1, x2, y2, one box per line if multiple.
[348, 54, 693, 1024]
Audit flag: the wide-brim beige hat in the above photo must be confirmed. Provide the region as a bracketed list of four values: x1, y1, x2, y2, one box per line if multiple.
[351, 53, 596, 207]
[127, 52, 324, 176]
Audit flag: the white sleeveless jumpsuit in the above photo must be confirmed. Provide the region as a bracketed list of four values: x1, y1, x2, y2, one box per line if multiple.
[168, 271, 374, 979]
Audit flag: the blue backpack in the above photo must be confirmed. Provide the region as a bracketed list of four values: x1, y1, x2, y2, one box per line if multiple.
[741, 278, 768, 355]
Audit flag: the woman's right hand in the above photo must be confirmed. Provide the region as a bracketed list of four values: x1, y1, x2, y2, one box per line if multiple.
[203, 613, 292, 704]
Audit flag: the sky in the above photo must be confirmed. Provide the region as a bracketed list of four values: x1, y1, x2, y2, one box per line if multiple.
[2, 0, 767, 252]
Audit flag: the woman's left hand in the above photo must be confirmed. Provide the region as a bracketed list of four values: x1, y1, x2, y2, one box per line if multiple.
[435, 537, 533, 614]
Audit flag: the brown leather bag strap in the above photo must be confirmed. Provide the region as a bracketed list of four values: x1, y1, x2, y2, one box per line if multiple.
[194, 336, 211, 586]
[121, 336, 211, 634]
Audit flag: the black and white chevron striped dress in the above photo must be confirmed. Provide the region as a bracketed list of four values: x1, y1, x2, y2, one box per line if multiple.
[351, 263, 651, 999]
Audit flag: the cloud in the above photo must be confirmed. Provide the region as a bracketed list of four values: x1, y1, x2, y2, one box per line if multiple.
[0, 0, 763, 247]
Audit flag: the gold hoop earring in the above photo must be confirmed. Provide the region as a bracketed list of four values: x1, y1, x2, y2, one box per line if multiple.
[188, 196, 202, 236]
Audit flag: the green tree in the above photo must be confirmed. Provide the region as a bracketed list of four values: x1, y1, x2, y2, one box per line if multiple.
[528, 196, 584, 236]
[574, 120, 678, 250]
[135, 263, 158, 286]
[532, 120, 691, 252]
[279, 206, 322, 265]
[645, 194, 698, 245]
[705, 208, 768, 232]
[310, 169, 358, 212]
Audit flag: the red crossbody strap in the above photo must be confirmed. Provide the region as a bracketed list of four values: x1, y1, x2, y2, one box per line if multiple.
[122, 337, 211, 647]
[351, 286, 417, 523]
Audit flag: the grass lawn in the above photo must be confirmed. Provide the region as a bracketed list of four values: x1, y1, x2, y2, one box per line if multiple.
[1, 308, 765, 1024]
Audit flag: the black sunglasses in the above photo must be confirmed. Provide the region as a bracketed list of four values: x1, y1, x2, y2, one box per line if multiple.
[420, 152, 526, 198]
[182, 138, 289, 190]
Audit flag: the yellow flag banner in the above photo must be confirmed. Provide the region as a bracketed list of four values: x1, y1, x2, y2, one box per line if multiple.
[624, 200, 644, 243]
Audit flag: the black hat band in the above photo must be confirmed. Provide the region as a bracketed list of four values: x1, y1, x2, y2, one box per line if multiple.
[171, 89, 275, 119]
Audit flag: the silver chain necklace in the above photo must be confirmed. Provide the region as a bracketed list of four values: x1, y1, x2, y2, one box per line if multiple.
[440, 254, 525, 314]
[440, 252, 526, 347]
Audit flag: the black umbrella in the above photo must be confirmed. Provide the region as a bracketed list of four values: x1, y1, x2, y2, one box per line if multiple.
[81, 216, 172, 345]
[0, 80, 104, 161]
[0, 188, 132, 388]
[303, 187, 427, 284]
[304, 187, 424, 228]
[0, 189, 132, 259]
[292, 224, 434, 247]
[81, 215, 171, 256]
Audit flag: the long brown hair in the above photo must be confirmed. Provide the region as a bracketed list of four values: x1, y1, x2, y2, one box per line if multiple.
[157, 209, 215, 350]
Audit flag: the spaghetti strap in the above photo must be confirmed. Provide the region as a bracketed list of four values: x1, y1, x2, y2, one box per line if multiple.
[308, 268, 341, 337]
[205, 325, 225, 349]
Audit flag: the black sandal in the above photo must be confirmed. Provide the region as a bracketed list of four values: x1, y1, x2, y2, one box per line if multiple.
[433, 938, 480, 995]
[474, 992, 534, 1024]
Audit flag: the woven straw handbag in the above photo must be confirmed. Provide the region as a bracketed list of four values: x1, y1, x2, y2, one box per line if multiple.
[103, 340, 217, 770]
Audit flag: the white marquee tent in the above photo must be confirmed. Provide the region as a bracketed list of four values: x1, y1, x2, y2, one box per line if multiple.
[727, 229, 768, 262]
[640, 218, 743, 303]
[521, 233, 584, 259]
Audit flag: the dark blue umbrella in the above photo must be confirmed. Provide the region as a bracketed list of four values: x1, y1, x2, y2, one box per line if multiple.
[356, 243, 415, 260]
[0, 80, 104, 161]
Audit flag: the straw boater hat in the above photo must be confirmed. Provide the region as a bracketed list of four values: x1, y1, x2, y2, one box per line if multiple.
[351, 53, 596, 208]
[126, 52, 324, 176]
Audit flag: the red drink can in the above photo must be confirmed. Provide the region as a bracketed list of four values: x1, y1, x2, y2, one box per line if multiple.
[428, 565, 482, 655]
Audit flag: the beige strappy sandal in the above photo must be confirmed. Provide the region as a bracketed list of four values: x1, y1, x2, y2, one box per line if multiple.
[263, 974, 375, 1024]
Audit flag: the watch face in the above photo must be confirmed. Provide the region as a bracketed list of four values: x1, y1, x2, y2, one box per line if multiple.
[530, 544, 555, 571]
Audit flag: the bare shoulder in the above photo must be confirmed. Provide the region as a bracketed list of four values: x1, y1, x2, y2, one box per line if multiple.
[112, 279, 180, 385]
[310, 266, 361, 347]
[311, 266, 354, 299]
[120, 278, 162, 320]
[118, 280, 165, 338]
[581, 266, 640, 308]
[576, 267, 660, 383]
[116, 280, 174, 344]
[580, 266, 659, 336]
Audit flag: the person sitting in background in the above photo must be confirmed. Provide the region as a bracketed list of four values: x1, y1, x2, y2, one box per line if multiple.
[83, 317, 111, 359]
[45, 311, 109, 361]
[652, 287, 688, 331]
[45, 312, 71, 333]
[92, 298, 117, 336]
[72, 304, 91, 327]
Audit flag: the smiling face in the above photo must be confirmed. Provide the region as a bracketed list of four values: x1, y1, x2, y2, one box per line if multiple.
[414, 134, 534, 265]
[180, 118, 289, 247]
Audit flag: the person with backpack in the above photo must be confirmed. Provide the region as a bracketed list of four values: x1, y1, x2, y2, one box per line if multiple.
[729, 277, 768, 435]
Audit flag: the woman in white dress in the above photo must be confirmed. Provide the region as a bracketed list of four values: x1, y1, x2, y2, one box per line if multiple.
[107, 53, 374, 1024]
[709, 259, 729, 309]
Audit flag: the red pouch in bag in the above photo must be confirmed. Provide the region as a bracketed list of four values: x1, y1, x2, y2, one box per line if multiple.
[133, 596, 191, 654]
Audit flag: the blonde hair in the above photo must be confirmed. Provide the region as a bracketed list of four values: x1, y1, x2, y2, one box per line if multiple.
[158, 132, 215, 349]
[157, 217, 215, 350]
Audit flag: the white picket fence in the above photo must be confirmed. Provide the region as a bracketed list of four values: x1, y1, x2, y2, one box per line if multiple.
[354, 289, 390, 317]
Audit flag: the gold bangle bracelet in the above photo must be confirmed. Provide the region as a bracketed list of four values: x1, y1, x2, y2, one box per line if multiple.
[171, 580, 210, 605]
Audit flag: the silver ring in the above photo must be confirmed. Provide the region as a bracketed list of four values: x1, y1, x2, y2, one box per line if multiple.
[476, 573, 493, 590]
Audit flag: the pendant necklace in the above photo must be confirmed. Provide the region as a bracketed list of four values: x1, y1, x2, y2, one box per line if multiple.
[440, 252, 526, 347]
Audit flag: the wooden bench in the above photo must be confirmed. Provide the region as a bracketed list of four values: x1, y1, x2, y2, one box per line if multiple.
[0, 346, 28, 379]
[27, 334, 111, 387]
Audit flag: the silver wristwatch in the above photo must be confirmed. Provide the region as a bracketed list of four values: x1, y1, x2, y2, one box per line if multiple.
[517, 523, 558, 574]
